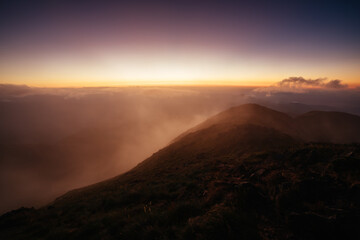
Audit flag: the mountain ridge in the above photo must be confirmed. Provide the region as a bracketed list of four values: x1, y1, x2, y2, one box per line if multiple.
[177, 103, 360, 144]
[1, 104, 360, 239]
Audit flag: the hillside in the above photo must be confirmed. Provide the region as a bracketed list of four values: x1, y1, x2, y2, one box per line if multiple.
[1, 104, 360, 240]
[295, 111, 360, 143]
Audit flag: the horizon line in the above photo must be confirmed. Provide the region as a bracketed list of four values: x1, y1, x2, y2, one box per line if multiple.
[1, 82, 359, 89]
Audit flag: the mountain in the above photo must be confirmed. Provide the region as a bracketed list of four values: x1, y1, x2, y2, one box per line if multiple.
[295, 111, 360, 143]
[174, 104, 298, 142]
[176, 104, 360, 144]
[1, 104, 360, 240]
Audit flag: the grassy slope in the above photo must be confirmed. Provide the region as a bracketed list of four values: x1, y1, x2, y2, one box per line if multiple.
[1, 104, 360, 239]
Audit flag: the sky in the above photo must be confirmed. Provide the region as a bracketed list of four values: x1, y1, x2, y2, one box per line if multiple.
[0, 0, 359, 87]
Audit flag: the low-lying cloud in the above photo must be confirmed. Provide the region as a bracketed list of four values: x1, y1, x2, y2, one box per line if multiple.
[0, 81, 359, 214]
[0, 84, 34, 98]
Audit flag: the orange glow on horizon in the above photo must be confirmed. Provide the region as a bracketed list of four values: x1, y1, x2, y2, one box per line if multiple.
[1, 48, 359, 88]
[0, 1, 359, 89]
[1, 79, 359, 89]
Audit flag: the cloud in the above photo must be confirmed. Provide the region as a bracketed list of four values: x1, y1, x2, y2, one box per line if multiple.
[1, 84, 360, 213]
[0, 85, 251, 213]
[255, 77, 348, 94]
[0, 84, 33, 97]
[278, 77, 325, 88]
[324, 79, 348, 89]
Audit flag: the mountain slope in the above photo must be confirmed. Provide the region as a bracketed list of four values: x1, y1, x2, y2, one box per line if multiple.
[174, 104, 298, 142]
[1, 104, 360, 240]
[295, 111, 360, 143]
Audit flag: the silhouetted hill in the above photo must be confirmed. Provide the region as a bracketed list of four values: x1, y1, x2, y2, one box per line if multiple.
[1, 104, 360, 239]
[175, 104, 298, 142]
[295, 111, 360, 143]
[177, 103, 360, 144]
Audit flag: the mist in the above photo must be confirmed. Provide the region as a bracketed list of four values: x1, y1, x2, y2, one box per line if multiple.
[1, 82, 360, 213]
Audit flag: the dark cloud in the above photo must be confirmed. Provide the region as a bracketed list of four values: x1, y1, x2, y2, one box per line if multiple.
[324, 79, 348, 89]
[278, 77, 349, 89]
[278, 77, 325, 87]
[279, 77, 349, 89]
[255, 77, 349, 94]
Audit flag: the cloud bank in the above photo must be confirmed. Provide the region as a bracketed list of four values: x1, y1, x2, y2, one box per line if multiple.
[255, 77, 348, 93]
[0, 81, 359, 214]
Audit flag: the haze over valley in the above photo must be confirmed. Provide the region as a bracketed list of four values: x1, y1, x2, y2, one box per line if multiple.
[1, 0, 360, 239]
[1, 83, 359, 214]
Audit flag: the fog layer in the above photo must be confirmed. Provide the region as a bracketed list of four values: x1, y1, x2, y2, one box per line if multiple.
[1, 82, 359, 213]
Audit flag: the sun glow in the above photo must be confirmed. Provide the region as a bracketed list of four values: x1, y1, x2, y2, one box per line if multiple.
[1, 48, 359, 87]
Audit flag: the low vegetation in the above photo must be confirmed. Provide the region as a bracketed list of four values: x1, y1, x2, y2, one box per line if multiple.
[1, 104, 360, 239]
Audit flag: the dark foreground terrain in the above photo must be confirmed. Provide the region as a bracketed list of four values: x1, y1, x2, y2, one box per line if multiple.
[1, 104, 360, 239]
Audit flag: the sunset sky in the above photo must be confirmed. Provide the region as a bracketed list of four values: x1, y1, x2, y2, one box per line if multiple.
[0, 0, 359, 87]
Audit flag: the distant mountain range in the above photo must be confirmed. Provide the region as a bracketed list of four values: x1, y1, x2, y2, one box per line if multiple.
[1, 104, 360, 239]
[177, 104, 360, 144]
